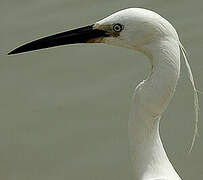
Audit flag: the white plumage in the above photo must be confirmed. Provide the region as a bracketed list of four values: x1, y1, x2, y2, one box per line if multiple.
[93, 8, 198, 180]
[100, 8, 182, 180]
[9, 8, 199, 180]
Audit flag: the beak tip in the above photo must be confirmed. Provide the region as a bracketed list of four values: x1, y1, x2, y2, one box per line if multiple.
[8, 51, 13, 55]
[8, 48, 18, 55]
[8, 47, 25, 55]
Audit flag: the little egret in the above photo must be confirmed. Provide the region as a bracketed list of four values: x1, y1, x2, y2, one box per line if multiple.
[9, 8, 199, 180]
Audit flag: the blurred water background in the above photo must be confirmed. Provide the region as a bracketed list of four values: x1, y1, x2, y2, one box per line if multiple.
[1, 0, 203, 179]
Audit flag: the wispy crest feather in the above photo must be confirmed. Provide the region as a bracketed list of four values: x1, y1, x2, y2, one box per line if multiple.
[179, 42, 199, 153]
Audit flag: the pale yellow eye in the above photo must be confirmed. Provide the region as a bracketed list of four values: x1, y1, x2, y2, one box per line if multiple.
[113, 23, 123, 32]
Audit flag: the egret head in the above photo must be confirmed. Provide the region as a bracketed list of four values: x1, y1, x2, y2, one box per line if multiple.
[8, 8, 179, 56]
[93, 8, 179, 56]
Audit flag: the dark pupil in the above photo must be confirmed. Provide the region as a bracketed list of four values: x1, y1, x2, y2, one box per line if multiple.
[115, 26, 120, 30]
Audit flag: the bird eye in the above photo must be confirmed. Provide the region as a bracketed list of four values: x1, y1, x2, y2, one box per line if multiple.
[113, 23, 123, 32]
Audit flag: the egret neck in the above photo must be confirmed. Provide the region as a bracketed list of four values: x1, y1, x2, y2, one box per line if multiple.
[129, 38, 181, 180]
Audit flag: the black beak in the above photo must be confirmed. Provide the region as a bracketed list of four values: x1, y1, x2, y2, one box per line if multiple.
[8, 24, 108, 55]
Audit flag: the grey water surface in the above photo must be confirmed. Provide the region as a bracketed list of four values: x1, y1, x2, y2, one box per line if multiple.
[1, 0, 203, 179]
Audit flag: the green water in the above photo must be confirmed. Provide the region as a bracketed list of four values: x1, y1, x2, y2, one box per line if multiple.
[1, 0, 203, 179]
